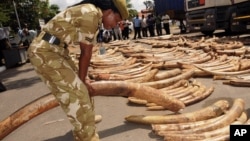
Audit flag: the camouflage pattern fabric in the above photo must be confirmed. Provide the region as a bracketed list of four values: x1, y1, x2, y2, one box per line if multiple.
[43, 4, 102, 45]
[28, 4, 102, 141]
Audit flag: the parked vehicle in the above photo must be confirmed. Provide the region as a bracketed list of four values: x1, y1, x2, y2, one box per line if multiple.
[154, 0, 250, 35]
[185, 0, 250, 35]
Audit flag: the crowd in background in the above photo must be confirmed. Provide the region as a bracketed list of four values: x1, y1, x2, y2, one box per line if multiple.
[97, 12, 172, 42]
[2, 13, 172, 48]
[134, 12, 171, 39]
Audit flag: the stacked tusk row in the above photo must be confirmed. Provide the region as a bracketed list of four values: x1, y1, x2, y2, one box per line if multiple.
[84, 35, 250, 140]
[126, 98, 248, 141]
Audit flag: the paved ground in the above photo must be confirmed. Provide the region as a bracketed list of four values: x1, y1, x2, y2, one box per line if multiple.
[0, 30, 250, 141]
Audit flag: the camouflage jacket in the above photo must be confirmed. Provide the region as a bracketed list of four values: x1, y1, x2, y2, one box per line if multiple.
[42, 4, 102, 45]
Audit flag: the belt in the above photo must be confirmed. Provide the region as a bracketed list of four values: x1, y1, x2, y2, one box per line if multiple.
[41, 32, 60, 45]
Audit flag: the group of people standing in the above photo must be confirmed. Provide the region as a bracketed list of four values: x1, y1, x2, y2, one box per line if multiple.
[97, 12, 172, 42]
[132, 13, 171, 39]
[97, 19, 131, 43]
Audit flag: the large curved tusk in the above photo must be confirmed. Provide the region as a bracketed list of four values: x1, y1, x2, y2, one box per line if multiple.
[125, 100, 229, 124]
[179, 82, 207, 102]
[153, 68, 182, 81]
[155, 111, 247, 133]
[125, 69, 159, 83]
[89, 58, 138, 73]
[163, 98, 245, 134]
[111, 62, 152, 75]
[194, 64, 250, 75]
[91, 81, 185, 112]
[152, 115, 224, 132]
[141, 69, 194, 89]
[159, 80, 189, 91]
[162, 120, 244, 141]
[0, 94, 58, 140]
[183, 87, 214, 106]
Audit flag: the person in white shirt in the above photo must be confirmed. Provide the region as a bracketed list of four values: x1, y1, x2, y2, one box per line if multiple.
[141, 15, 148, 37]
[112, 23, 123, 40]
[18, 29, 37, 47]
[161, 13, 171, 34]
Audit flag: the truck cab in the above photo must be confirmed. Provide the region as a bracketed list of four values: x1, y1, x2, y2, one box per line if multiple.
[185, 0, 250, 35]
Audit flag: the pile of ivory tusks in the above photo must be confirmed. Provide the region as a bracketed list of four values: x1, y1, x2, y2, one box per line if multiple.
[88, 43, 218, 106]
[125, 98, 249, 141]
[87, 36, 250, 106]
[90, 58, 214, 108]
[126, 69, 214, 109]
[0, 81, 186, 140]
[1, 36, 249, 140]
[116, 40, 250, 76]
[92, 36, 250, 84]
[129, 79, 214, 110]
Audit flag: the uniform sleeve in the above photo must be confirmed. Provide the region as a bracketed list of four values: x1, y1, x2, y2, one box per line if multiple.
[44, 5, 102, 45]
[71, 9, 101, 45]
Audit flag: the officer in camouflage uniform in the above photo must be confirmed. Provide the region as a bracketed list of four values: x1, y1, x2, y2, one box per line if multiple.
[27, 0, 128, 141]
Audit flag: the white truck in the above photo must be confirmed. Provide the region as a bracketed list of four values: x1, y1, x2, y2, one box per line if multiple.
[185, 0, 250, 35]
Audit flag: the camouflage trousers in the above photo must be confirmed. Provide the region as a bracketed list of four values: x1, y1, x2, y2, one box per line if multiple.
[27, 34, 99, 141]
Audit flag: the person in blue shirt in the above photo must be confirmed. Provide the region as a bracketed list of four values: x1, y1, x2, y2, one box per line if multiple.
[132, 15, 142, 39]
